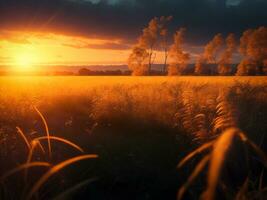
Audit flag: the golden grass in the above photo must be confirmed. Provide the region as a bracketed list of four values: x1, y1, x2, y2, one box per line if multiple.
[27, 154, 98, 199]
[33, 136, 84, 153]
[1, 76, 266, 199]
[35, 140, 46, 154]
[24, 140, 46, 182]
[16, 127, 31, 151]
[0, 162, 51, 181]
[177, 141, 213, 168]
[238, 132, 267, 168]
[0, 104, 98, 199]
[34, 106, 52, 158]
[24, 141, 38, 182]
[178, 127, 267, 200]
[201, 128, 238, 200]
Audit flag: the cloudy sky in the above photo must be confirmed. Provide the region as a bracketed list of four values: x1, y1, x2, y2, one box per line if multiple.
[0, 0, 266, 66]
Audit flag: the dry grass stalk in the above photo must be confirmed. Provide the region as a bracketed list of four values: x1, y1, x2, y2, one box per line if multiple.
[178, 127, 267, 200]
[27, 154, 98, 199]
[0, 162, 51, 181]
[177, 141, 213, 168]
[201, 128, 238, 200]
[238, 132, 267, 167]
[34, 136, 84, 153]
[16, 127, 31, 151]
[235, 177, 249, 200]
[34, 106, 52, 158]
[177, 155, 210, 200]
[53, 177, 98, 200]
[24, 140, 46, 182]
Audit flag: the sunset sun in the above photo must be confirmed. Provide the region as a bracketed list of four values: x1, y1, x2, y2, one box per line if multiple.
[15, 53, 34, 68]
[11, 49, 42, 72]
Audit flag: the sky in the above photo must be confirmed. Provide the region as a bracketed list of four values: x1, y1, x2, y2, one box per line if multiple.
[0, 0, 266, 68]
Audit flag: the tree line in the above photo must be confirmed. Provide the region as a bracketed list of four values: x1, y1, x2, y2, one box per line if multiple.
[128, 16, 267, 76]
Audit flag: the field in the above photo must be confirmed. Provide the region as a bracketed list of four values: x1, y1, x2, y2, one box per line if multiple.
[0, 76, 267, 200]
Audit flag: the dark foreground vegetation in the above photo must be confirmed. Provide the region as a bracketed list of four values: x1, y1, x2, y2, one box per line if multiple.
[0, 77, 266, 200]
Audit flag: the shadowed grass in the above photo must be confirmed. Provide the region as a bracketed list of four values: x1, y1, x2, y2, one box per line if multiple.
[24, 140, 46, 182]
[27, 154, 98, 199]
[201, 128, 238, 200]
[178, 128, 267, 200]
[177, 141, 213, 168]
[0, 162, 51, 181]
[178, 155, 210, 200]
[53, 177, 98, 200]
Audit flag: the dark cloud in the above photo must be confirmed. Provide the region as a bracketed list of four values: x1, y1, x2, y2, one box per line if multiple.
[0, 0, 266, 47]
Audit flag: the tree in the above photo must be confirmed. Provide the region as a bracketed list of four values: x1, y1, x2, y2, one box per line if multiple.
[128, 16, 172, 76]
[128, 46, 149, 76]
[203, 33, 224, 64]
[159, 16, 173, 73]
[138, 17, 159, 74]
[236, 27, 267, 75]
[218, 33, 237, 75]
[194, 57, 206, 75]
[194, 33, 224, 75]
[168, 28, 190, 75]
[236, 59, 257, 76]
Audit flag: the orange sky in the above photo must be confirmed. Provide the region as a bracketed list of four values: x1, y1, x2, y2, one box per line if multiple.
[0, 31, 132, 69]
[0, 30, 170, 71]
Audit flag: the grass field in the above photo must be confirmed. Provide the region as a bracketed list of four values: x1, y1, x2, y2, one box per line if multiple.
[0, 76, 266, 200]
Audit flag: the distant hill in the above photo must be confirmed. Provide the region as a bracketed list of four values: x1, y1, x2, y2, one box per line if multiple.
[0, 64, 240, 76]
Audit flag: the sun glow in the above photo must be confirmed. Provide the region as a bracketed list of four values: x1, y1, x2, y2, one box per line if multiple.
[0, 31, 131, 69]
[14, 53, 36, 71]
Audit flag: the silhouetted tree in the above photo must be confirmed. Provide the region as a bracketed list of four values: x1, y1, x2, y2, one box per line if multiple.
[138, 17, 159, 74]
[218, 33, 237, 75]
[236, 27, 267, 75]
[168, 28, 190, 76]
[194, 33, 224, 75]
[159, 16, 173, 73]
[128, 46, 149, 76]
[128, 16, 172, 76]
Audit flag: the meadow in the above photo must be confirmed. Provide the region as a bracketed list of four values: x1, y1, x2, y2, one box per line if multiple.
[0, 76, 266, 200]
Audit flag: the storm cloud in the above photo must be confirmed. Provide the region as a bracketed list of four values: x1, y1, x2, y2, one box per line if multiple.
[0, 0, 266, 47]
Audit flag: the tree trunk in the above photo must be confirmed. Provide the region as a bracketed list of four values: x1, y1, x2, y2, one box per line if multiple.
[148, 47, 153, 75]
[163, 50, 168, 74]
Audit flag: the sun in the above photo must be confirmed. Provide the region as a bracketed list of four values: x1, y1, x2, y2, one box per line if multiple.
[14, 53, 35, 70]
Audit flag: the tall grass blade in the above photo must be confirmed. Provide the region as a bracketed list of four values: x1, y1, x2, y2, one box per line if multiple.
[36, 140, 46, 154]
[24, 140, 46, 182]
[201, 128, 237, 200]
[238, 132, 267, 168]
[259, 170, 264, 191]
[27, 154, 98, 199]
[177, 155, 210, 200]
[235, 177, 249, 200]
[34, 136, 84, 153]
[177, 141, 213, 168]
[24, 142, 38, 182]
[16, 127, 31, 151]
[34, 106, 52, 158]
[52, 177, 98, 200]
[0, 162, 51, 181]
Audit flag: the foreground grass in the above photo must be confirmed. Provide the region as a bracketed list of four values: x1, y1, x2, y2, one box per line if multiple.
[0, 76, 266, 199]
